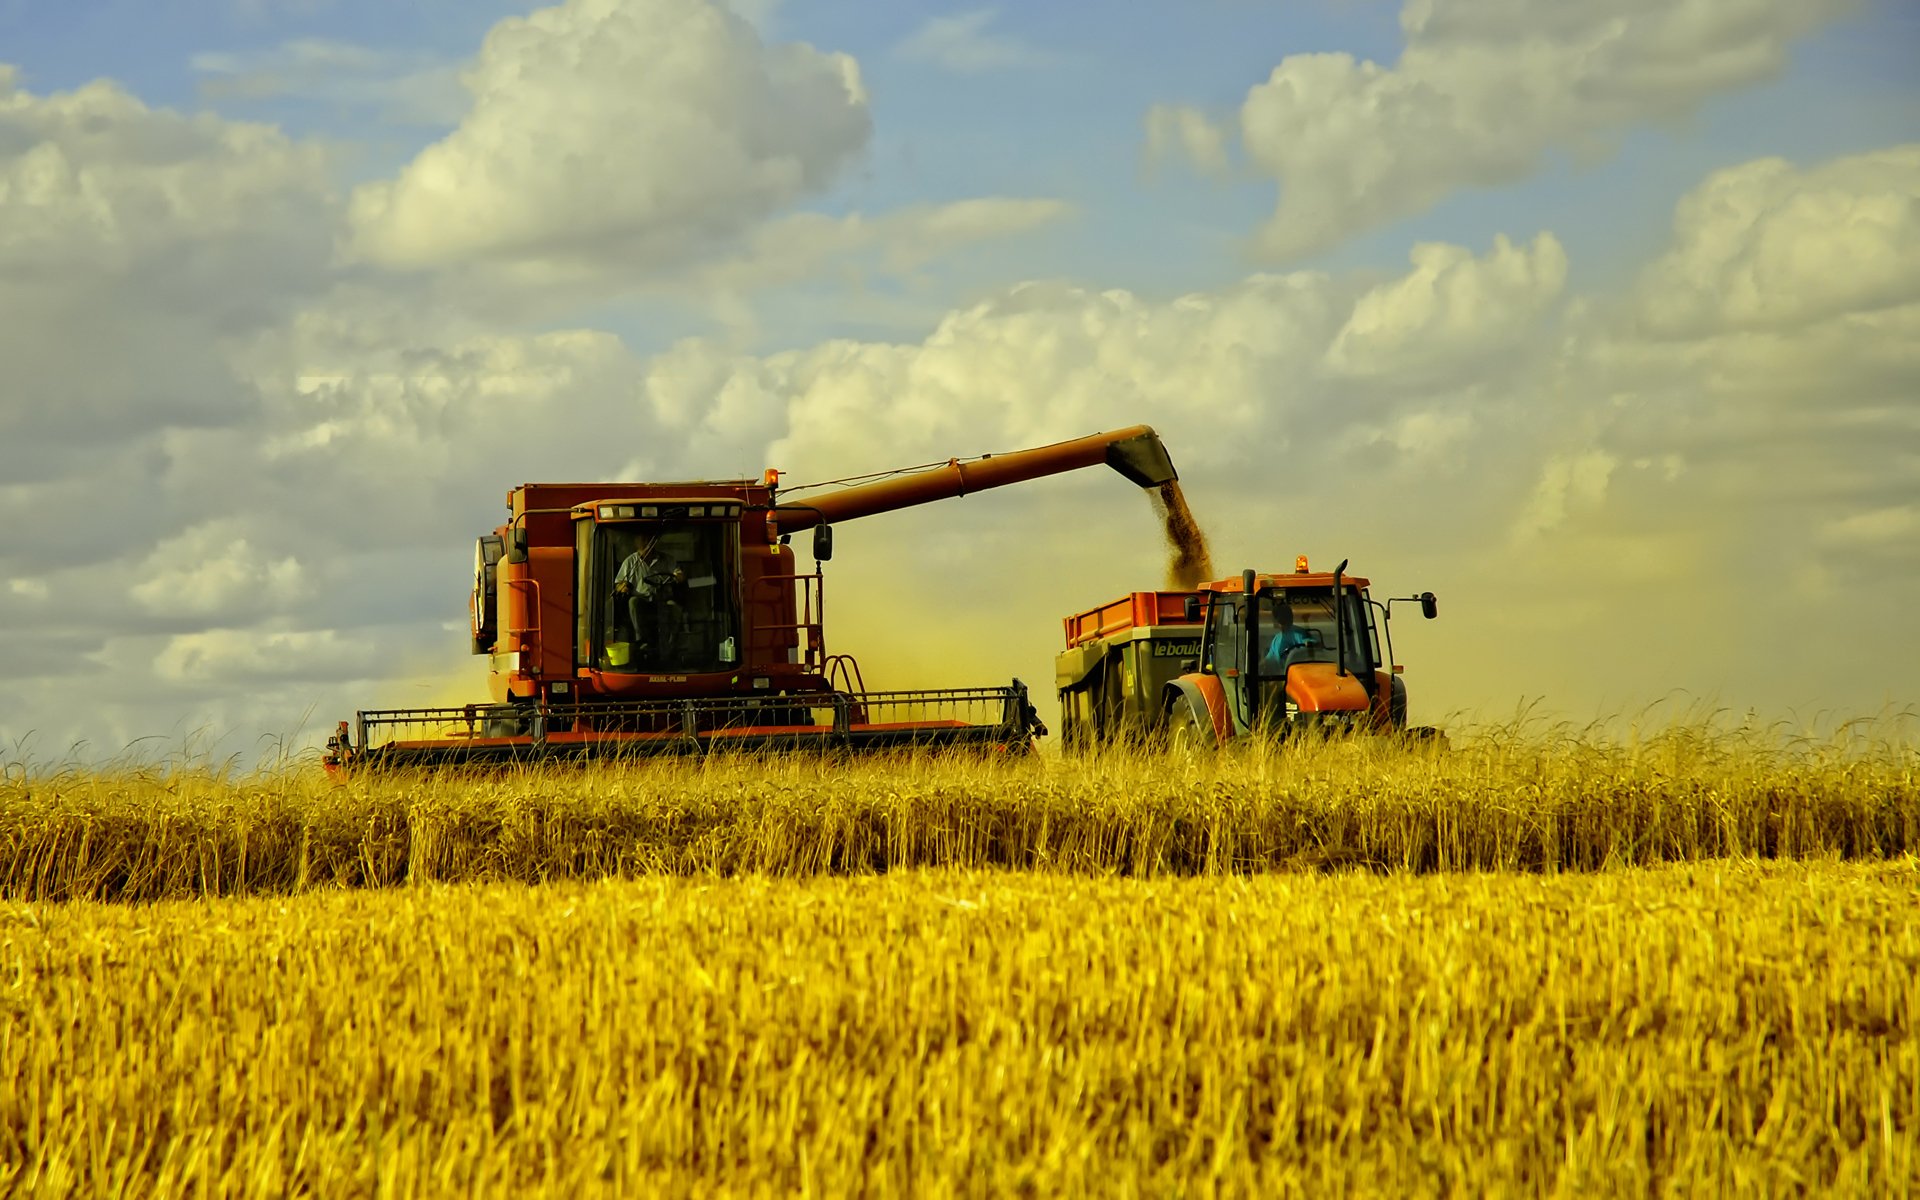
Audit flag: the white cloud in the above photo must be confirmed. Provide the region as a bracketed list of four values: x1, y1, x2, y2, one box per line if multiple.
[1143, 104, 1230, 178]
[154, 628, 380, 686]
[1217, 0, 1852, 259]
[644, 234, 1556, 517]
[894, 9, 1052, 74]
[0, 70, 335, 278]
[1820, 505, 1920, 553]
[0, 67, 336, 522]
[130, 522, 307, 620]
[1512, 451, 1616, 541]
[1326, 232, 1568, 381]
[672, 197, 1074, 312]
[720, 0, 782, 31]
[348, 0, 871, 272]
[1633, 145, 1920, 338]
[252, 321, 661, 505]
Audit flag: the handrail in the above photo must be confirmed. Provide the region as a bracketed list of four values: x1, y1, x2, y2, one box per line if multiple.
[502, 577, 543, 676]
[825, 654, 866, 694]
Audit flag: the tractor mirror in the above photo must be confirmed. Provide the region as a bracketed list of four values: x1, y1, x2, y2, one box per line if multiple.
[813, 523, 834, 562]
[1420, 591, 1438, 619]
[1180, 658, 1199, 673]
[1183, 595, 1200, 622]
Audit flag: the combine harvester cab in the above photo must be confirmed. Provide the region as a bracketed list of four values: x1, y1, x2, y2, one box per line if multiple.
[326, 426, 1178, 773]
[1057, 557, 1442, 751]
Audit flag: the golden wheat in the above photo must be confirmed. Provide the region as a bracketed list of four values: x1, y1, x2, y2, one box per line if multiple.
[3, 722, 1914, 901]
[2, 862, 1914, 1196]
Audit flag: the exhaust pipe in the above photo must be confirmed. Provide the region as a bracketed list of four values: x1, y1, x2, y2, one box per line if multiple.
[1333, 558, 1349, 678]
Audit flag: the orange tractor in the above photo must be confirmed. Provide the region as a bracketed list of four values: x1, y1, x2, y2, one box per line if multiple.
[1056, 559, 1441, 749]
[324, 426, 1178, 770]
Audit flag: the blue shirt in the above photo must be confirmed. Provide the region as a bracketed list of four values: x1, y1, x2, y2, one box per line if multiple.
[1261, 628, 1313, 670]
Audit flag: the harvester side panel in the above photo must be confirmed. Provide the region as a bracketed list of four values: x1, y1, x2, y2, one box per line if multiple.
[744, 541, 810, 670]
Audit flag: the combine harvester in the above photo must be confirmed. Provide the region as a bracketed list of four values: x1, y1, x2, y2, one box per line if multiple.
[325, 427, 1178, 771]
[1056, 559, 1442, 750]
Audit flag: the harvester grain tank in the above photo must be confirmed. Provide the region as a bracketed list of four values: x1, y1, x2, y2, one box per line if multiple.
[326, 426, 1179, 770]
[1056, 557, 1440, 748]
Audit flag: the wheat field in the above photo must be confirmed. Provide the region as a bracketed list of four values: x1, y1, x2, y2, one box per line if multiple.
[3, 724, 1916, 1195]
[3, 722, 1915, 902]
[3, 862, 1914, 1197]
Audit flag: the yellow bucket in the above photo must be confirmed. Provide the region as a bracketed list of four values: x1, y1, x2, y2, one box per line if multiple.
[607, 642, 631, 667]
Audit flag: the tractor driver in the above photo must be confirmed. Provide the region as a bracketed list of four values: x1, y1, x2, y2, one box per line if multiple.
[1260, 599, 1316, 672]
[614, 533, 685, 661]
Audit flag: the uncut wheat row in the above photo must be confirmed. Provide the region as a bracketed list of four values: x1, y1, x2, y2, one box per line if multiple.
[3, 862, 1914, 1197]
[4, 726, 1916, 901]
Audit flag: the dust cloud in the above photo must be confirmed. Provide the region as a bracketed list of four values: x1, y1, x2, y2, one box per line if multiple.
[1153, 481, 1214, 589]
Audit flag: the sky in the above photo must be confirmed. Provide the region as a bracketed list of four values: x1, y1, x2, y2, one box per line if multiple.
[1, 0, 1916, 764]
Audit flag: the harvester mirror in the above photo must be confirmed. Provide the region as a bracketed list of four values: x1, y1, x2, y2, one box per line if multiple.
[812, 523, 834, 562]
[507, 524, 528, 564]
[1183, 595, 1201, 622]
[1420, 591, 1438, 619]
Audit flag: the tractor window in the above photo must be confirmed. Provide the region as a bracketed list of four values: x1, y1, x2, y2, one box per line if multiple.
[1259, 588, 1376, 673]
[595, 523, 738, 674]
[1208, 597, 1246, 674]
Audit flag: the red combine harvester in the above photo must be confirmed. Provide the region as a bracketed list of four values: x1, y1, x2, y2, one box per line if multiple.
[325, 426, 1178, 771]
[1056, 558, 1441, 749]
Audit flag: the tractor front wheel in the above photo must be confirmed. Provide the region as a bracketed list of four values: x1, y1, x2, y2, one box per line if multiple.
[1165, 699, 1212, 757]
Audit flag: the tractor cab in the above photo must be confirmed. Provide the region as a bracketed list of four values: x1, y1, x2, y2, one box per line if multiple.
[1212, 587, 1378, 686]
[1179, 558, 1438, 738]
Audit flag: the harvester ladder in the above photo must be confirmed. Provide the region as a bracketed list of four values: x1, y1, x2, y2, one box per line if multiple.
[756, 570, 826, 672]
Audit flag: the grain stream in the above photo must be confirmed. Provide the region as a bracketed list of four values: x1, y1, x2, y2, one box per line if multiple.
[1153, 480, 1214, 588]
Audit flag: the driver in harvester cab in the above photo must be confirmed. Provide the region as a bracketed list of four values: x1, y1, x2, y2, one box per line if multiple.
[1260, 598, 1316, 672]
[614, 533, 685, 661]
